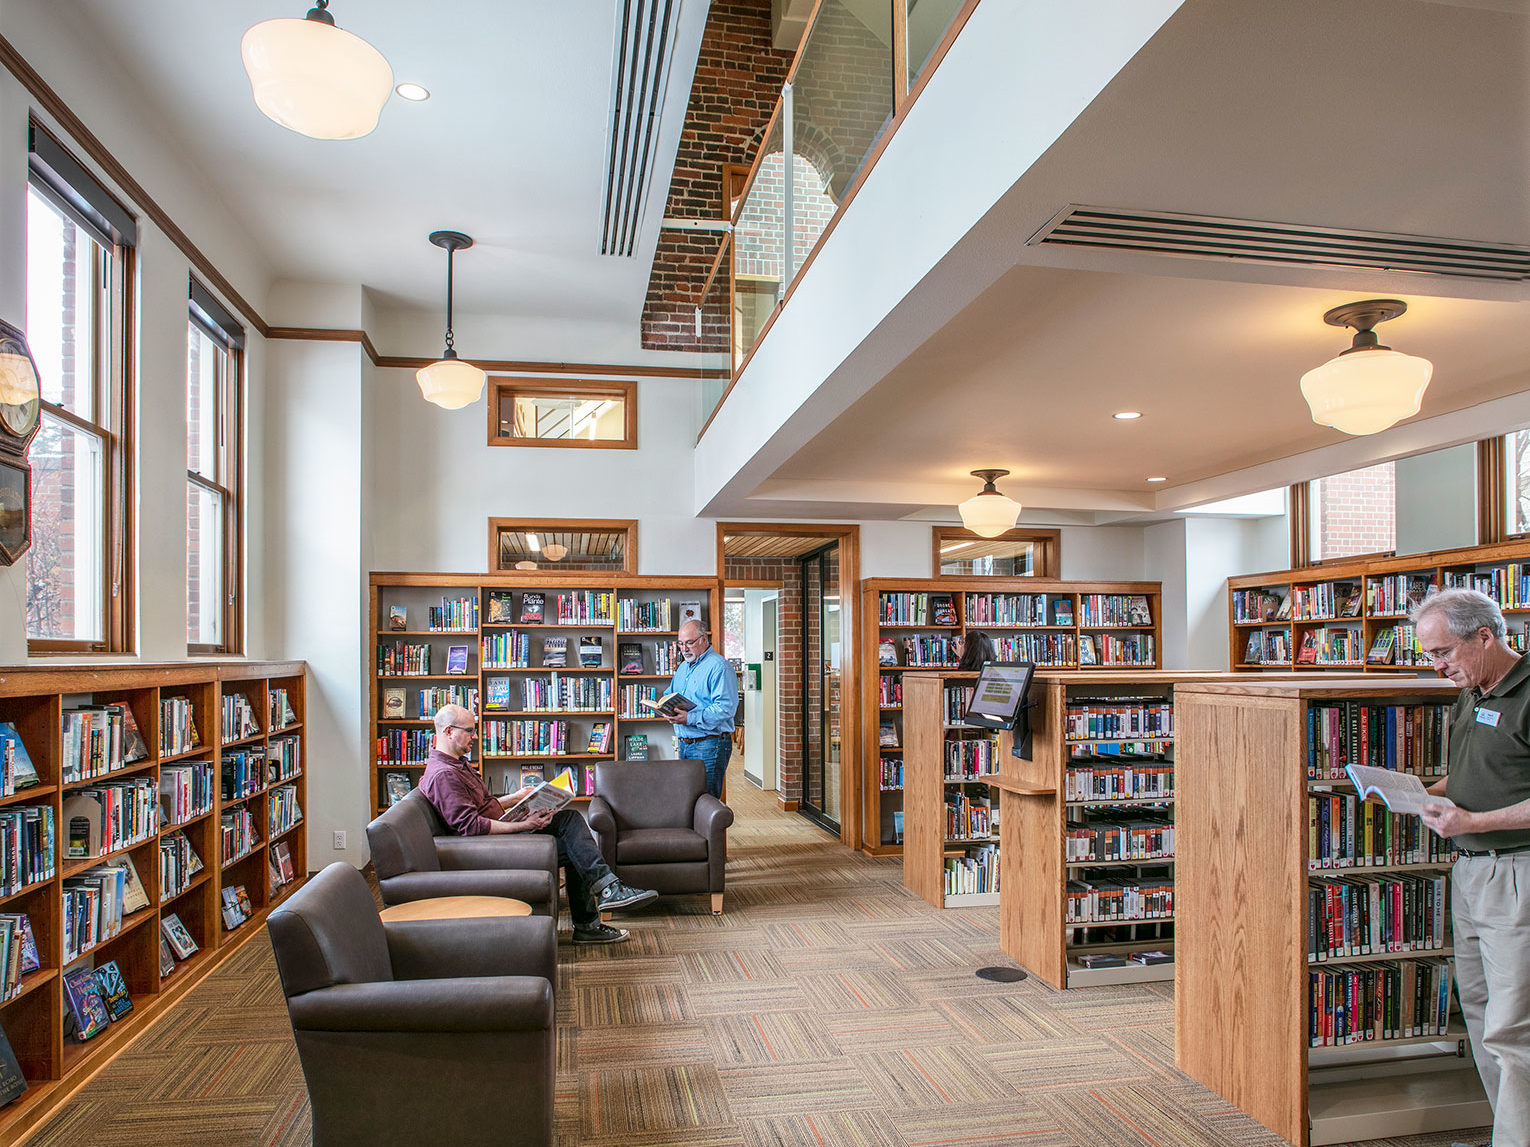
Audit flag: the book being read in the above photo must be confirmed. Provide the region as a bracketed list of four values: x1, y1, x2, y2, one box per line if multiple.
[501, 768, 577, 824]
[639, 692, 695, 717]
[1346, 763, 1454, 816]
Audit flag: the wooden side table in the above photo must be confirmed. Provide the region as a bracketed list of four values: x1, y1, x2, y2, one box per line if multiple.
[379, 895, 532, 923]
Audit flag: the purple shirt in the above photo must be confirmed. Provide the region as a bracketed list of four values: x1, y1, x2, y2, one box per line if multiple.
[418, 748, 500, 835]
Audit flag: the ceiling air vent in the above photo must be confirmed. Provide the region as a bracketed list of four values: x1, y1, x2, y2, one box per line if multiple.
[600, 0, 681, 257]
[1028, 205, 1530, 282]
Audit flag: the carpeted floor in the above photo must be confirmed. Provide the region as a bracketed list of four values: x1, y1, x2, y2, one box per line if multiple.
[25, 781, 1491, 1146]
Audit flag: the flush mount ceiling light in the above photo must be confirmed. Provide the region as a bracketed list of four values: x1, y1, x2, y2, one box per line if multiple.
[416, 231, 487, 410]
[394, 82, 431, 102]
[1299, 299, 1433, 436]
[240, 1, 393, 140]
[1113, 411, 1142, 421]
[958, 469, 1021, 538]
[542, 543, 569, 562]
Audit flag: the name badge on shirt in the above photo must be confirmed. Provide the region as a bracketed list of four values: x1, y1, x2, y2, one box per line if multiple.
[1475, 706, 1501, 728]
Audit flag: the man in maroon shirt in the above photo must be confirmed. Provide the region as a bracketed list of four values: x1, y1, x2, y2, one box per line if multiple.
[419, 704, 655, 944]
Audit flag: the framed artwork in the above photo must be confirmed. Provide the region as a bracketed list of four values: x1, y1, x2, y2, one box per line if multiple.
[0, 460, 28, 565]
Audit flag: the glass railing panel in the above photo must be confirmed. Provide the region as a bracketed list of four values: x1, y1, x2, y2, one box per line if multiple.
[697, 235, 733, 427]
[789, 0, 895, 272]
[731, 115, 785, 371]
[906, 0, 965, 89]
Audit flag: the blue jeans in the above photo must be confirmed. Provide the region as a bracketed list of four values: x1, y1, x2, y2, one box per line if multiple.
[679, 735, 732, 799]
[536, 809, 615, 926]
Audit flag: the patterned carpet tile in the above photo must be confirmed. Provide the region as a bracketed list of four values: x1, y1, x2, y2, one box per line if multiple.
[685, 978, 815, 1017]
[28, 1094, 310, 1146]
[716, 1058, 885, 1118]
[560, 1128, 746, 1147]
[798, 968, 921, 1013]
[866, 936, 992, 973]
[579, 1062, 734, 1137]
[649, 925, 772, 952]
[563, 954, 687, 984]
[743, 1107, 907, 1147]
[574, 1021, 713, 1067]
[933, 994, 1082, 1044]
[858, 1044, 1019, 1108]
[1036, 1083, 1290, 1147]
[774, 945, 887, 974]
[575, 980, 695, 1026]
[676, 946, 788, 983]
[761, 919, 858, 948]
[982, 1037, 1154, 1091]
[891, 1095, 1076, 1147]
[703, 1010, 845, 1066]
[824, 1007, 966, 1051]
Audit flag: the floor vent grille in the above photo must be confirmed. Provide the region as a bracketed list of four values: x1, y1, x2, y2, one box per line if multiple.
[600, 0, 681, 257]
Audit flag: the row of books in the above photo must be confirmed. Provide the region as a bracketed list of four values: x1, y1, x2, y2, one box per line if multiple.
[618, 684, 662, 717]
[963, 593, 1064, 627]
[879, 757, 903, 791]
[1078, 594, 1153, 627]
[884, 635, 961, 667]
[1367, 574, 1434, 617]
[160, 696, 201, 756]
[220, 693, 260, 744]
[64, 705, 149, 782]
[64, 780, 159, 859]
[377, 729, 432, 765]
[945, 844, 999, 895]
[1370, 624, 1427, 666]
[0, 806, 54, 896]
[63, 861, 145, 962]
[1064, 700, 1173, 741]
[877, 592, 957, 626]
[268, 784, 304, 837]
[482, 631, 533, 667]
[63, 959, 133, 1044]
[0, 915, 39, 1002]
[942, 684, 971, 721]
[552, 591, 613, 624]
[614, 598, 673, 631]
[1064, 764, 1174, 803]
[1444, 566, 1530, 609]
[377, 641, 432, 676]
[1309, 873, 1448, 960]
[1065, 816, 1174, 863]
[481, 720, 573, 757]
[269, 687, 297, 729]
[945, 737, 1000, 778]
[159, 830, 204, 900]
[413, 685, 478, 717]
[513, 766, 597, 796]
[494, 675, 614, 712]
[269, 735, 301, 782]
[1232, 587, 1290, 622]
[222, 749, 265, 801]
[1065, 876, 1174, 923]
[1308, 793, 1456, 869]
[1293, 580, 1362, 621]
[429, 595, 479, 631]
[221, 807, 259, 865]
[1308, 958, 1452, 1046]
[1306, 702, 1451, 779]
[945, 790, 993, 840]
[160, 761, 215, 826]
[880, 676, 905, 708]
[1294, 626, 1361, 665]
[1075, 949, 1173, 969]
[1092, 632, 1156, 665]
[994, 632, 1077, 664]
[1243, 631, 1290, 664]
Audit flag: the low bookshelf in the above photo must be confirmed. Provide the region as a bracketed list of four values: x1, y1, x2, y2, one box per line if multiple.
[1174, 677, 1488, 1147]
[0, 660, 307, 1144]
[370, 573, 721, 814]
[1229, 537, 1530, 672]
[861, 578, 1162, 857]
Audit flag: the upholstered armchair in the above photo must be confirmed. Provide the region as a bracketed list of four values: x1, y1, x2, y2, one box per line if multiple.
[366, 789, 557, 915]
[267, 862, 556, 1147]
[587, 759, 734, 914]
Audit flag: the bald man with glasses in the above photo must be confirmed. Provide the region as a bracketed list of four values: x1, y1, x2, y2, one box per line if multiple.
[1411, 589, 1530, 1147]
[660, 620, 738, 799]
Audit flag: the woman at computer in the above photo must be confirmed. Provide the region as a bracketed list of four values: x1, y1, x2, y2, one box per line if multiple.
[955, 630, 995, 671]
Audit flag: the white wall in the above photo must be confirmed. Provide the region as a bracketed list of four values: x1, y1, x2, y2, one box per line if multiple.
[1145, 520, 1188, 668]
[1396, 443, 1476, 556]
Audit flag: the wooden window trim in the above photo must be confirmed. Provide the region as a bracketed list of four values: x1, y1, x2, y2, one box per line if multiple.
[487, 378, 637, 450]
[931, 527, 1061, 579]
[488, 517, 638, 576]
[186, 309, 243, 655]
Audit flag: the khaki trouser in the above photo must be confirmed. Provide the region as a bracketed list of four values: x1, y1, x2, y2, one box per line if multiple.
[1453, 852, 1530, 1147]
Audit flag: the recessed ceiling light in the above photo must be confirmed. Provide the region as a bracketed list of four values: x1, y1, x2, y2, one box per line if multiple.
[1113, 411, 1142, 421]
[1147, 476, 1167, 483]
[395, 82, 430, 101]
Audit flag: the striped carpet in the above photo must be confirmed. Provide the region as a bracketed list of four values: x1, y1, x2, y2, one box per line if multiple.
[26, 781, 1490, 1146]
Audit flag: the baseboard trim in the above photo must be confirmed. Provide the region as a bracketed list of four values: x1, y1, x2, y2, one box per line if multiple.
[776, 797, 799, 811]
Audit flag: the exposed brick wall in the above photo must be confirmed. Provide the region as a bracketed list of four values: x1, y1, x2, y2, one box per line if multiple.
[641, 0, 792, 351]
[725, 557, 802, 803]
[1317, 464, 1396, 559]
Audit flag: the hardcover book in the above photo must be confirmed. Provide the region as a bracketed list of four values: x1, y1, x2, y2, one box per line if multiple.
[161, 913, 199, 960]
[93, 960, 133, 1021]
[1077, 635, 1098, 666]
[0, 1023, 26, 1106]
[1366, 629, 1396, 665]
[1053, 601, 1074, 627]
[1127, 950, 1174, 965]
[520, 592, 545, 624]
[486, 592, 515, 624]
[587, 722, 612, 754]
[1077, 952, 1127, 968]
[273, 840, 296, 883]
[388, 604, 407, 631]
[447, 645, 470, 675]
[120, 855, 150, 915]
[879, 722, 898, 747]
[878, 639, 899, 667]
[483, 677, 511, 711]
[639, 692, 694, 717]
[381, 688, 406, 719]
[619, 642, 644, 674]
[579, 635, 604, 668]
[385, 772, 412, 806]
[678, 600, 703, 626]
[1274, 593, 1292, 621]
[12, 917, 37, 974]
[1127, 595, 1153, 626]
[62, 966, 110, 1041]
[106, 702, 150, 764]
[931, 595, 957, 626]
[1295, 630, 1319, 664]
[542, 637, 568, 668]
[220, 886, 246, 930]
[159, 932, 175, 977]
[0, 724, 37, 794]
[624, 733, 649, 761]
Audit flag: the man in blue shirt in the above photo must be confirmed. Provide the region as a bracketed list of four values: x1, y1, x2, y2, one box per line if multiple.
[662, 620, 738, 798]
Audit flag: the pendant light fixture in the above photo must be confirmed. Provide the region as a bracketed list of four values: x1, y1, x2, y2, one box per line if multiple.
[1299, 299, 1433, 436]
[240, 1, 393, 140]
[958, 469, 1022, 538]
[417, 231, 488, 410]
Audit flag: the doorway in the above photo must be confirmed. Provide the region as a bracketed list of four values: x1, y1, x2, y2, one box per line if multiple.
[798, 542, 840, 832]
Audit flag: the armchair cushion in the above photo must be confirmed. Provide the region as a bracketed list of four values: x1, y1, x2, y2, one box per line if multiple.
[615, 827, 708, 864]
[366, 794, 442, 879]
[268, 862, 394, 998]
[436, 834, 557, 872]
[287, 977, 553, 1034]
[385, 916, 556, 984]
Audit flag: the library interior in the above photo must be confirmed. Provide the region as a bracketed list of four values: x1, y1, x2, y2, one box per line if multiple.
[0, 0, 1526, 1144]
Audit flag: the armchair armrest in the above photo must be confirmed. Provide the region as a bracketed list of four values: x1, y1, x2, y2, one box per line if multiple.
[436, 834, 556, 874]
[287, 976, 553, 1033]
[694, 794, 734, 840]
[376, 869, 555, 913]
[385, 915, 556, 984]
[587, 797, 614, 835]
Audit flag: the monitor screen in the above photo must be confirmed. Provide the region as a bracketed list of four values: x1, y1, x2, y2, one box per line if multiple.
[962, 662, 1036, 730]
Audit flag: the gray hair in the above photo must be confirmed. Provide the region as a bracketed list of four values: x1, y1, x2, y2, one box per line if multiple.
[1411, 587, 1507, 641]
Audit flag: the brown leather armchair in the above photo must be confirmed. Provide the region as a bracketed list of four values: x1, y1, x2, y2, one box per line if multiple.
[587, 760, 734, 914]
[366, 789, 557, 915]
[267, 862, 556, 1147]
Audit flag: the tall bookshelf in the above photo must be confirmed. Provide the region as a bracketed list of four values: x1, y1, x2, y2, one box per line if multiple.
[1229, 537, 1530, 672]
[902, 673, 1000, 909]
[860, 577, 1162, 856]
[370, 573, 721, 813]
[0, 661, 307, 1144]
[1174, 678, 1489, 1146]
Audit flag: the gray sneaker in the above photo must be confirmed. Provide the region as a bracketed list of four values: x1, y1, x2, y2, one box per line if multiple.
[572, 922, 629, 944]
[597, 880, 659, 912]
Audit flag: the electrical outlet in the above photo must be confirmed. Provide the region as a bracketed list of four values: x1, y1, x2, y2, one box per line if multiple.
[332, 830, 347, 850]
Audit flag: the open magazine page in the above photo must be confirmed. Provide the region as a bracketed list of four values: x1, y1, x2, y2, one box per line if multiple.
[501, 773, 576, 823]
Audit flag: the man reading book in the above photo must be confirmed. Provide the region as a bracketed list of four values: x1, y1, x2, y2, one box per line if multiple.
[661, 621, 738, 799]
[1409, 589, 1530, 1146]
[419, 705, 656, 944]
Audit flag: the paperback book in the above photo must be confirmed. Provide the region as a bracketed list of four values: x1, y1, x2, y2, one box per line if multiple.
[486, 592, 515, 624]
[0, 1024, 25, 1106]
[678, 601, 703, 626]
[382, 688, 406, 719]
[619, 643, 644, 674]
[93, 959, 133, 1020]
[161, 913, 199, 960]
[587, 722, 612, 754]
[62, 966, 110, 1041]
[0, 724, 38, 795]
[520, 592, 545, 624]
[386, 772, 412, 806]
[542, 637, 568, 668]
[878, 639, 899, 667]
[484, 677, 511, 711]
[1346, 763, 1452, 816]
[579, 635, 604, 668]
[501, 769, 576, 824]
[879, 722, 898, 747]
[931, 595, 957, 626]
[1366, 629, 1396, 665]
[624, 733, 649, 761]
[388, 605, 407, 631]
[447, 645, 470, 675]
[639, 692, 695, 717]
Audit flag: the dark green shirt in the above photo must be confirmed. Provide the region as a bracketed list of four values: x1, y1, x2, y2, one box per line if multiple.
[1445, 653, 1530, 852]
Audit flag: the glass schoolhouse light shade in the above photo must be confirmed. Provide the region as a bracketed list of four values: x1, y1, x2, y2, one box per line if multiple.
[240, 2, 393, 140]
[1299, 299, 1433, 436]
[958, 469, 1021, 538]
[416, 354, 487, 410]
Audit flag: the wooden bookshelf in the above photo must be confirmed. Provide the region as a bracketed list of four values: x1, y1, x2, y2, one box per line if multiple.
[370, 573, 721, 813]
[1174, 677, 1489, 1147]
[860, 578, 1162, 857]
[1229, 537, 1530, 672]
[0, 660, 307, 1144]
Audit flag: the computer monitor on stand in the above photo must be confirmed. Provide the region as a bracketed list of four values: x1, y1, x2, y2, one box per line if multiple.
[960, 661, 1037, 758]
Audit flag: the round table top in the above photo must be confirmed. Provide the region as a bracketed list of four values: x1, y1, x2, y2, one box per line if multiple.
[379, 895, 532, 922]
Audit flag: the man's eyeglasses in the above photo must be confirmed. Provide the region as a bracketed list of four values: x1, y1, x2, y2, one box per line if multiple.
[677, 637, 706, 649]
[1423, 636, 1471, 664]
[449, 724, 476, 734]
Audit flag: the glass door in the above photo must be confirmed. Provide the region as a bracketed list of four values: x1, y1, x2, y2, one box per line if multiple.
[799, 543, 841, 831]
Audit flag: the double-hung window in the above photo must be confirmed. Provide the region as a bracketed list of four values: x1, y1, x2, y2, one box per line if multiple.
[186, 282, 243, 652]
[25, 124, 135, 652]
